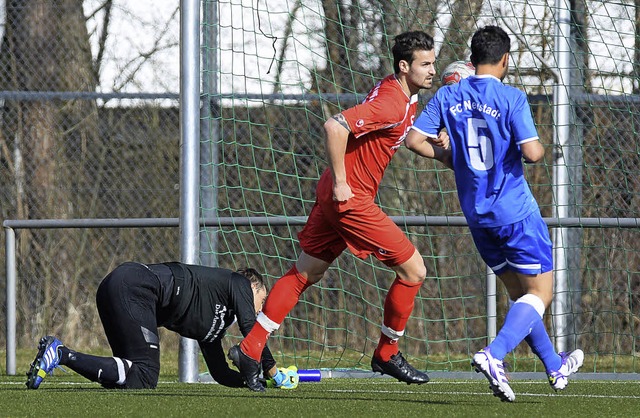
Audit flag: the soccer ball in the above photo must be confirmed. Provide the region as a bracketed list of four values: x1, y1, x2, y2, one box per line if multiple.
[440, 60, 475, 85]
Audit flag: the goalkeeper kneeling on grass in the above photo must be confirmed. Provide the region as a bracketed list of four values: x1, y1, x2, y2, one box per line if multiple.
[25, 261, 299, 390]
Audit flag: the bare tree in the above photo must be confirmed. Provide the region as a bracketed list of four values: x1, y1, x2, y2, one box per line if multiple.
[271, 0, 303, 95]
[0, 0, 98, 341]
[86, 0, 114, 83]
[635, 0, 640, 94]
[438, 0, 484, 68]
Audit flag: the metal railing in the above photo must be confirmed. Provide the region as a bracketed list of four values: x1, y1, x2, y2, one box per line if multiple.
[4, 216, 640, 375]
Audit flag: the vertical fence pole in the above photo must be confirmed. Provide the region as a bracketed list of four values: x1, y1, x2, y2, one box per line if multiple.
[486, 267, 497, 344]
[178, 0, 202, 383]
[200, 0, 219, 269]
[552, 0, 572, 353]
[5, 227, 16, 375]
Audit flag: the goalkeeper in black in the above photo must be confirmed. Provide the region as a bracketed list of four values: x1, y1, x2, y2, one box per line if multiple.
[26, 261, 298, 390]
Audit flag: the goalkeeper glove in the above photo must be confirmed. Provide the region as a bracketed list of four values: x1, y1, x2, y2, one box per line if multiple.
[267, 366, 299, 389]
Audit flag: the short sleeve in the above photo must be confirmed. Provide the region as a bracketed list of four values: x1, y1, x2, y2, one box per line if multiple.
[510, 90, 539, 144]
[411, 93, 443, 138]
[341, 88, 406, 138]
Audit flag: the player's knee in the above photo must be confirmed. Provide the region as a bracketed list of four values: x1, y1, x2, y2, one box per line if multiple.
[397, 263, 426, 284]
[303, 270, 325, 284]
[410, 252, 427, 282]
[100, 357, 160, 389]
[536, 290, 553, 308]
[411, 264, 427, 283]
[394, 250, 426, 283]
[117, 362, 160, 389]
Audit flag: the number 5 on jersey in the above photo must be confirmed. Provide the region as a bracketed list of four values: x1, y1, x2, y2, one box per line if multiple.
[467, 117, 494, 171]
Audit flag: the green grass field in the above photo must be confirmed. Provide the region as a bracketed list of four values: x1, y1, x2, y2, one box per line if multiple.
[1, 373, 639, 417]
[2, 348, 639, 416]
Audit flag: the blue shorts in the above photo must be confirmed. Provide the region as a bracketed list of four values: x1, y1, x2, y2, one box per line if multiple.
[469, 211, 553, 275]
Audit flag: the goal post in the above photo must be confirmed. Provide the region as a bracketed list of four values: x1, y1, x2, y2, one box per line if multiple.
[192, 0, 640, 375]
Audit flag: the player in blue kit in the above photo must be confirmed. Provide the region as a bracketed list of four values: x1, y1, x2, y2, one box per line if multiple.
[404, 25, 583, 402]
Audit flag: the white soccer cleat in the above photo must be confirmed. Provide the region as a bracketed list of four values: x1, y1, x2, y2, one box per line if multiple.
[471, 348, 515, 402]
[547, 349, 584, 391]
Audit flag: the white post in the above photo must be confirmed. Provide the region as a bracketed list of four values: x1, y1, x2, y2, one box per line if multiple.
[552, 0, 572, 353]
[486, 267, 497, 343]
[178, 0, 202, 382]
[5, 227, 16, 375]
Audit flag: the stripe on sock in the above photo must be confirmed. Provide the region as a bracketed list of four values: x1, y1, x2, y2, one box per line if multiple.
[256, 311, 280, 333]
[114, 357, 128, 385]
[514, 293, 545, 317]
[381, 324, 404, 340]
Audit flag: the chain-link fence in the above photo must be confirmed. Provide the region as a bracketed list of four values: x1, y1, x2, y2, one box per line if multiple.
[0, 2, 182, 354]
[1, 1, 640, 374]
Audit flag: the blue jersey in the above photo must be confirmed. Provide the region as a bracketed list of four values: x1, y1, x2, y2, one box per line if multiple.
[412, 74, 540, 227]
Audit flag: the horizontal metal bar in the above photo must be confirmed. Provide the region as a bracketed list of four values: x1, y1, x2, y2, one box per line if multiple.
[1, 91, 637, 104]
[3, 216, 639, 229]
[0, 91, 179, 100]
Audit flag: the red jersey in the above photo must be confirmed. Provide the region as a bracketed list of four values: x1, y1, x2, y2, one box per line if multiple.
[317, 74, 419, 200]
[299, 74, 420, 266]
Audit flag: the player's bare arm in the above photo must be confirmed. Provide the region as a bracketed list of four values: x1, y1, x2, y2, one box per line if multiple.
[432, 142, 453, 169]
[405, 129, 453, 169]
[432, 129, 450, 149]
[324, 115, 354, 202]
[405, 128, 436, 158]
[520, 139, 545, 163]
[332, 113, 351, 132]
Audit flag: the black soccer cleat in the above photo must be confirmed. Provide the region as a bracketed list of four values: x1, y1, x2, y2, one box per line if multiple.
[371, 352, 430, 385]
[228, 345, 265, 392]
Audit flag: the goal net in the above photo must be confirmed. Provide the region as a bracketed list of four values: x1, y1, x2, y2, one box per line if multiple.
[200, 0, 640, 373]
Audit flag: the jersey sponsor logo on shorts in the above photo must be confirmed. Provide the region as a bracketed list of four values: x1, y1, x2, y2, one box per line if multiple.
[378, 248, 388, 255]
[356, 119, 364, 127]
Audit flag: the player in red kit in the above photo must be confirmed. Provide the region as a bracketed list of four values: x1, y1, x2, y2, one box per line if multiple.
[229, 31, 440, 391]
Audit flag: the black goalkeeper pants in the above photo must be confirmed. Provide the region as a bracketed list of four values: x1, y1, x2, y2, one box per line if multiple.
[96, 262, 167, 389]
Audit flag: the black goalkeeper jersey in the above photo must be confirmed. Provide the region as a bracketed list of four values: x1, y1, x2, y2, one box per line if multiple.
[151, 262, 276, 384]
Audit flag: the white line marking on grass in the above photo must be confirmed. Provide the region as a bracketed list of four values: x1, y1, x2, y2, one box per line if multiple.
[326, 388, 640, 399]
[346, 379, 640, 386]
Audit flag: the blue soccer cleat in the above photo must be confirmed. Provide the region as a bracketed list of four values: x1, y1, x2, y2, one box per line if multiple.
[471, 348, 515, 402]
[547, 349, 584, 391]
[26, 336, 65, 389]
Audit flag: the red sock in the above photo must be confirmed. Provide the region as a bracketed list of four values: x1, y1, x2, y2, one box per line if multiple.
[240, 323, 270, 362]
[375, 334, 398, 362]
[375, 277, 422, 361]
[240, 265, 312, 361]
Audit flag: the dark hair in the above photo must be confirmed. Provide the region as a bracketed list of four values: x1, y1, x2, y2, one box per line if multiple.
[470, 25, 511, 67]
[392, 31, 434, 74]
[236, 267, 266, 291]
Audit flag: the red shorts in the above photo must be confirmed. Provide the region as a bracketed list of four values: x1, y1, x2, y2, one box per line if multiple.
[298, 194, 416, 267]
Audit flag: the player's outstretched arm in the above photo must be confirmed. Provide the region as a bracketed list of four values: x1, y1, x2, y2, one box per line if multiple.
[431, 128, 450, 150]
[405, 128, 453, 169]
[200, 340, 245, 387]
